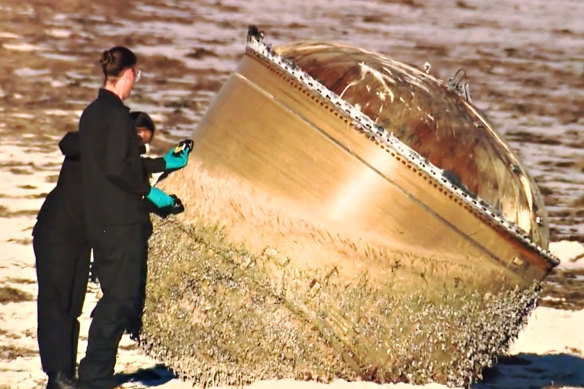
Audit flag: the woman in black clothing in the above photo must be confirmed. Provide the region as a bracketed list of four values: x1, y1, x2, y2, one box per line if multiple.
[77, 46, 190, 389]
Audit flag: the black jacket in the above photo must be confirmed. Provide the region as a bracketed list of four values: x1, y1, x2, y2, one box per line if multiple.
[33, 129, 166, 239]
[33, 132, 85, 241]
[79, 89, 152, 229]
[142, 155, 165, 174]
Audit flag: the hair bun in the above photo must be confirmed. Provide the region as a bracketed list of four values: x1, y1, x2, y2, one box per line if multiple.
[100, 46, 136, 79]
[99, 50, 112, 66]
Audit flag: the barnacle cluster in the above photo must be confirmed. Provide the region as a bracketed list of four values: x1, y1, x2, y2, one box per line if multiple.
[141, 210, 540, 387]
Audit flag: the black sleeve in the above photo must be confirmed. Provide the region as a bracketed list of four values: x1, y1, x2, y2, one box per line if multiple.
[104, 110, 151, 196]
[142, 157, 166, 174]
[59, 132, 80, 158]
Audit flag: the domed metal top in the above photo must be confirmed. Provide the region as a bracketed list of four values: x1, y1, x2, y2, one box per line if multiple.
[274, 41, 549, 248]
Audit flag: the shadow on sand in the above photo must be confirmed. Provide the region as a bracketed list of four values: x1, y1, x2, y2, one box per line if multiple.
[111, 354, 584, 388]
[114, 364, 178, 387]
[473, 353, 584, 389]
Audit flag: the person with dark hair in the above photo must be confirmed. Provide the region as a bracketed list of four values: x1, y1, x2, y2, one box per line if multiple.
[131, 111, 166, 179]
[77, 46, 190, 389]
[33, 106, 186, 388]
[131, 111, 156, 146]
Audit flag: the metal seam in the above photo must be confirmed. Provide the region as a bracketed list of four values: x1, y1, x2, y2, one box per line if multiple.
[245, 36, 560, 267]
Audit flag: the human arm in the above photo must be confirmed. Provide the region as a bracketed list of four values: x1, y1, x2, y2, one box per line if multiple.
[146, 187, 174, 208]
[142, 139, 193, 174]
[142, 157, 166, 174]
[145, 187, 185, 215]
[162, 139, 193, 170]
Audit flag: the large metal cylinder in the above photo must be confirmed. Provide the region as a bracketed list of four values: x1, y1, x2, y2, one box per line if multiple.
[140, 31, 557, 387]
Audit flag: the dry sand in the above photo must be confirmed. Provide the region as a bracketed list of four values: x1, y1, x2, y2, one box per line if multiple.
[0, 138, 583, 388]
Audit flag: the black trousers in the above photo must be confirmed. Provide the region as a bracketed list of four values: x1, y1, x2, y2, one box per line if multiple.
[34, 230, 90, 376]
[78, 222, 152, 389]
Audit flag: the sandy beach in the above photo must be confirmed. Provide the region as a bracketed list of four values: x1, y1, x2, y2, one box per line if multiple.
[1, 0, 583, 388]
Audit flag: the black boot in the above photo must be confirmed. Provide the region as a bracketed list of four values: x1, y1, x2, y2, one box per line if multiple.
[47, 371, 78, 389]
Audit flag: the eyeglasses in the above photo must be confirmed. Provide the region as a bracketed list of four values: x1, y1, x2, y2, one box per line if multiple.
[134, 68, 142, 82]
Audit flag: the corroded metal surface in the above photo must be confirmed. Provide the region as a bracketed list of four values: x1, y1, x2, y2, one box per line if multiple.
[142, 30, 558, 387]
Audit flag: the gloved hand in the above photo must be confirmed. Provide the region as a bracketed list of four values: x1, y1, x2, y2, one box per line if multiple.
[162, 139, 193, 171]
[163, 148, 188, 171]
[146, 187, 175, 209]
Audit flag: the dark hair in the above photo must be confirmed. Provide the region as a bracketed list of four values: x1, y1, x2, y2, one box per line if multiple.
[130, 111, 155, 134]
[99, 46, 137, 81]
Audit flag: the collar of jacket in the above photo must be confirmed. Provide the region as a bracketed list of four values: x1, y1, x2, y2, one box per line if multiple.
[98, 88, 130, 112]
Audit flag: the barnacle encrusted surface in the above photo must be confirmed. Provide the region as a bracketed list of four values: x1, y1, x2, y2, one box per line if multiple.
[138, 38, 551, 388]
[140, 168, 541, 387]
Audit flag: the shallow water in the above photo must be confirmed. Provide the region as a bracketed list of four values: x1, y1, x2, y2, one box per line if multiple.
[0, 0, 582, 241]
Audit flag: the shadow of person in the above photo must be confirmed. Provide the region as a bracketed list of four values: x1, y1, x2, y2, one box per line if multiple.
[114, 364, 178, 387]
[472, 353, 584, 389]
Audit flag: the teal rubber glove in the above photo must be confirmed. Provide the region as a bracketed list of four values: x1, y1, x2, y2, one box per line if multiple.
[163, 147, 188, 171]
[146, 187, 175, 208]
